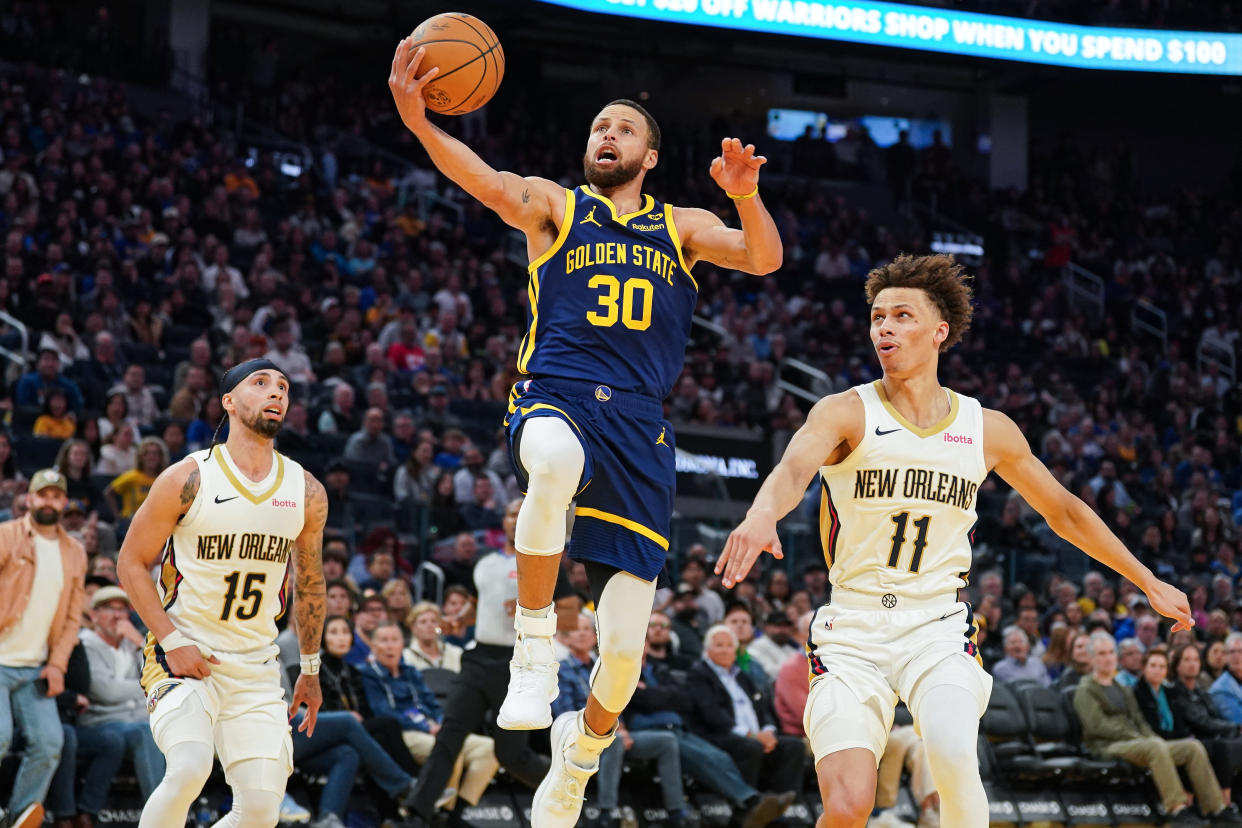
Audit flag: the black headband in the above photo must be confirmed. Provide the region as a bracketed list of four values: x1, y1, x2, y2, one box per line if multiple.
[220, 358, 288, 395]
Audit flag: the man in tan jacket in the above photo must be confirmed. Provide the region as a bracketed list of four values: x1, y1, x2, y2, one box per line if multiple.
[1074, 631, 1238, 827]
[0, 469, 86, 828]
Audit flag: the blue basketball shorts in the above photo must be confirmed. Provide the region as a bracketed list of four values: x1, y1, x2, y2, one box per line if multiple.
[505, 376, 675, 582]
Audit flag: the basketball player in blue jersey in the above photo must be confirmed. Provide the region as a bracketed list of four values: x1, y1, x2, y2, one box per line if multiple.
[390, 41, 783, 827]
[714, 254, 1196, 828]
[117, 359, 328, 828]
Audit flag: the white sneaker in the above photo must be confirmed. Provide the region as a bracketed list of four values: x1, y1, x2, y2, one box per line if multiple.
[868, 808, 916, 828]
[531, 711, 614, 828]
[310, 814, 346, 828]
[497, 612, 559, 730]
[280, 792, 313, 823]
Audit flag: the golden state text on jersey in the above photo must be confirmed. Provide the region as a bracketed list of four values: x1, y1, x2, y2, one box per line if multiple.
[517, 187, 699, 399]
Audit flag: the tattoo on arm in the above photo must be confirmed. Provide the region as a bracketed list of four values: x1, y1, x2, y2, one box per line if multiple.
[293, 471, 328, 655]
[178, 467, 200, 516]
[522, 188, 531, 204]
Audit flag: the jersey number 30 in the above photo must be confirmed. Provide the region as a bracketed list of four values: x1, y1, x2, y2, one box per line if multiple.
[586, 275, 652, 330]
[221, 571, 265, 621]
[886, 512, 931, 573]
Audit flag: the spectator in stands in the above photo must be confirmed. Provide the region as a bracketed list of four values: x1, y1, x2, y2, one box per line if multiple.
[317, 383, 359, 435]
[680, 556, 724, 628]
[1056, 630, 1093, 691]
[32, 388, 75, 441]
[0, 432, 22, 511]
[325, 580, 356, 620]
[553, 612, 688, 828]
[104, 437, 167, 521]
[993, 625, 1052, 686]
[687, 625, 805, 794]
[405, 601, 463, 672]
[94, 424, 136, 477]
[38, 313, 89, 371]
[344, 406, 395, 478]
[167, 365, 210, 422]
[172, 338, 215, 392]
[1207, 642, 1230, 686]
[459, 476, 502, 531]
[669, 586, 703, 658]
[78, 333, 125, 405]
[0, 469, 87, 828]
[1014, 605, 1047, 660]
[1117, 638, 1146, 688]
[723, 602, 770, 691]
[439, 586, 475, 647]
[264, 321, 316, 387]
[391, 414, 416, 464]
[452, 446, 503, 506]
[1212, 634, 1242, 725]
[748, 611, 800, 680]
[322, 538, 352, 586]
[184, 395, 225, 453]
[381, 578, 414, 636]
[442, 532, 478, 592]
[1075, 633, 1235, 826]
[644, 610, 691, 671]
[1137, 615, 1163, 652]
[107, 364, 157, 428]
[75, 586, 164, 821]
[357, 547, 396, 595]
[428, 471, 465, 540]
[346, 593, 388, 667]
[800, 561, 830, 608]
[361, 622, 498, 826]
[1169, 645, 1242, 806]
[16, 348, 84, 413]
[394, 440, 437, 504]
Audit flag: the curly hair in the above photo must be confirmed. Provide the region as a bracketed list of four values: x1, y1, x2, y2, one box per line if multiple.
[864, 253, 974, 352]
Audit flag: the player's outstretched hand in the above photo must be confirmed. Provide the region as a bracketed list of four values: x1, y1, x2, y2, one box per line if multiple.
[1144, 578, 1194, 632]
[709, 137, 767, 199]
[290, 673, 323, 736]
[716, 509, 783, 589]
[165, 644, 220, 679]
[388, 39, 441, 134]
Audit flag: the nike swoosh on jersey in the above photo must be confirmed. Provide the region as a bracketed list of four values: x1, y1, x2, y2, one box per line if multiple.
[940, 607, 965, 621]
[213, 494, 239, 504]
[875, 426, 902, 436]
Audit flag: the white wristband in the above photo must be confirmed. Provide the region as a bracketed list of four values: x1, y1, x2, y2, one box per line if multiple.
[159, 630, 215, 659]
[300, 653, 321, 675]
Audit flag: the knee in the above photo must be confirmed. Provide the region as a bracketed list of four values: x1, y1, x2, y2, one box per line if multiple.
[235, 792, 282, 828]
[820, 785, 872, 827]
[32, 724, 64, 762]
[169, 748, 215, 791]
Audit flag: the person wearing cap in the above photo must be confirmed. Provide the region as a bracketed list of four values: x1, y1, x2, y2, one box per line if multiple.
[74, 585, 165, 824]
[0, 469, 87, 828]
[747, 610, 800, 680]
[14, 348, 85, 414]
[116, 358, 329, 828]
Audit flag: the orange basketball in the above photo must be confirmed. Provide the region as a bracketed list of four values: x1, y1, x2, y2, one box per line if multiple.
[409, 13, 504, 115]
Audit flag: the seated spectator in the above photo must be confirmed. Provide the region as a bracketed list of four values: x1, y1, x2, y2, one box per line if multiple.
[95, 424, 137, 477]
[630, 643, 795, 827]
[772, 612, 815, 738]
[344, 407, 395, 477]
[458, 476, 502, 531]
[748, 611, 800, 682]
[168, 365, 211, 423]
[264, 322, 316, 387]
[428, 472, 466, 540]
[325, 580, 357, 620]
[405, 602, 464, 672]
[346, 593, 388, 667]
[75, 586, 165, 821]
[357, 547, 396, 595]
[107, 365, 158, 428]
[317, 383, 359, 435]
[644, 610, 692, 670]
[992, 625, 1052, 686]
[1212, 633, 1242, 725]
[321, 538, 352, 586]
[45, 639, 90, 828]
[1075, 633, 1235, 825]
[1055, 630, 1092, 691]
[687, 625, 805, 794]
[441, 532, 479, 592]
[0, 431, 23, 513]
[553, 613, 689, 827]
[322, 461, 354, 534]
[161, 422, 188, 464]
[360, 622, 499, 824]
[394, 440, 438, 504]
[440, 586, 476, 647]
[723, 602, 771, 692]
[381, 578, 414, 640]
[185, 396, 226, 453]
[16, 347, 85, 413]
[104, 437, 168, 520]
[1116, 637, 1145, 688]
[668, 586, 703, 658]
[681, 557, 725, 627]
[33, 389, 77, 440]
[452, 446, 503, 506]
[1170, 644, 1242, 805]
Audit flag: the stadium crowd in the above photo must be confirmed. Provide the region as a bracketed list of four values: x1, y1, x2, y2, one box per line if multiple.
[0, 13, 1240, 826]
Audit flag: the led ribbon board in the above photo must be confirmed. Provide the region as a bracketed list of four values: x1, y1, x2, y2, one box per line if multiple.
[536, 0, 1242, 75]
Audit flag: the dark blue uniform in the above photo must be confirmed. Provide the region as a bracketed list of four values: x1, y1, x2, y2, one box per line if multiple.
[505, 186, 698, 581]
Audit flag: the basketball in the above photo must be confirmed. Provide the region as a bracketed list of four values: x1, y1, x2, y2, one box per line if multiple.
[409, 13, 504, 115]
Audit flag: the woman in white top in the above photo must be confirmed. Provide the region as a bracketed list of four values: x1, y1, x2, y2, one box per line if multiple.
[95, 420, 138, 476]
[404, 601, 463, 673]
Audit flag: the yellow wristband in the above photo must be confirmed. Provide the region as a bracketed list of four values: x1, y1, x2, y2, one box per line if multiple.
[727, 185, 759, 201]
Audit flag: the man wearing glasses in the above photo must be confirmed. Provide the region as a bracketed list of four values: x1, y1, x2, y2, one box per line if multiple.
[644, 611, 692, 671]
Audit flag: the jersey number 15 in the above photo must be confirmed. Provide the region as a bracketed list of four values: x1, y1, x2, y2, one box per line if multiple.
[221, 571, 265, 621]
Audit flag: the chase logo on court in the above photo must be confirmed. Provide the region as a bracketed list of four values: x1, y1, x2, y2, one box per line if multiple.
[882, 593, 897, 608]
[594, 385, 612, 402]
[146, 681, 181, 714]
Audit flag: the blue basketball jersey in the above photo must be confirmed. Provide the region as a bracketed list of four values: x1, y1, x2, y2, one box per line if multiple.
[517, 186, 699, 399]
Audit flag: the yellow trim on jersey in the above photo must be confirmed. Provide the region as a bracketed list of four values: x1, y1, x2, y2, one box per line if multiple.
[517, 403, 583, 437]
[580, 188, 654, 224]
[518, 189, 576, 374]
[872, 380, 960, 438]
[140, 631, 174, 694]
[818, 485, 836, 569]
[662, 206, 699, 292]
[215, 450, 286, 504]
[574, 506, 669, 551]
[158, 539, 180, 609]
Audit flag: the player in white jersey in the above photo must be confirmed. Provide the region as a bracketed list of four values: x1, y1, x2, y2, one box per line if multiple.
[117, 359, 328, 828]
[714, 254, 1193, 828]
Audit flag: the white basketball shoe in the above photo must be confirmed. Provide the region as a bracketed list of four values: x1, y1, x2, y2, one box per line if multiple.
[497, 610, 560, 730]
[531, 711, 615, 828]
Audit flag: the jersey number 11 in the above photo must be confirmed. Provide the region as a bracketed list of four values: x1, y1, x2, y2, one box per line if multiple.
[886, 512, 931, 573]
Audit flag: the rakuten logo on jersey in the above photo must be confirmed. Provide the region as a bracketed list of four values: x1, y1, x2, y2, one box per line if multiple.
[271, 498, 297, 508]
[943, 433, 974, 445]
